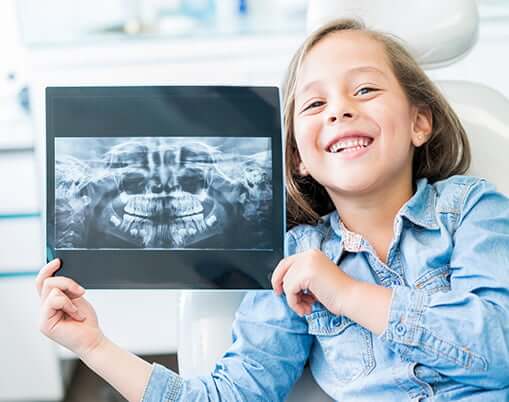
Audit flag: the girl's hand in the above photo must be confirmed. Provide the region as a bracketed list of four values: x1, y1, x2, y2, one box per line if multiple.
[36, 258, 104, 358]
[271, 249, 355, 317]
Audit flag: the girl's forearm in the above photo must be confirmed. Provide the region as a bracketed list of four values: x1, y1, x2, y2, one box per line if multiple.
[79, 336, 153, 402]
[340, 279, 393, 336]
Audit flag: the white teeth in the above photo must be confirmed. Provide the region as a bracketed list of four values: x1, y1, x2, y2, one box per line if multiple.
[110, 215, 122, 227]
[119, 192, 129, 203]
[329, 137, 371, 153]
[124, 193, 204, 218]
[205, 214, 217, 227]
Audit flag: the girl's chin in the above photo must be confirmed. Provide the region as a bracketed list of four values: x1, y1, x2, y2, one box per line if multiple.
[328, 178, 379, 196]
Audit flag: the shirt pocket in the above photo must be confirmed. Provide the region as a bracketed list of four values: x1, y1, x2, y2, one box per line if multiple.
[414, 265, 451, 294]
[306, 308, 375, 385]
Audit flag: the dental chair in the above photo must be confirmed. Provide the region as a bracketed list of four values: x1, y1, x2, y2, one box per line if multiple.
[177, 1, 509, 400]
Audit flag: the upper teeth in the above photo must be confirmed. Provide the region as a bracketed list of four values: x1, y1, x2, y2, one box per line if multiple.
[329, 137, 371, 153]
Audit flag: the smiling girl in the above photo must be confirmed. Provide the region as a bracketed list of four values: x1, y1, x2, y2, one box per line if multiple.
[36, 19, 509, 401]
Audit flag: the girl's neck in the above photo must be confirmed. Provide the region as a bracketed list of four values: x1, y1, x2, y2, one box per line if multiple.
[330, 175, 414, 240]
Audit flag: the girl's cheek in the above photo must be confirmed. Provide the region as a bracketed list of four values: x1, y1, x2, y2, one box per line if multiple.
[295, 119, 319, 142]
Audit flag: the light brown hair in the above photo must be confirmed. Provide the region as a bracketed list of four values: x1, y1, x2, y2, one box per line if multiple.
[283, 18, 471, 228]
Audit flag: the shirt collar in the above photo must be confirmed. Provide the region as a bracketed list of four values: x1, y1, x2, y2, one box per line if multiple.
[328, 177, 438, 239]
[399, 177, 439, 229]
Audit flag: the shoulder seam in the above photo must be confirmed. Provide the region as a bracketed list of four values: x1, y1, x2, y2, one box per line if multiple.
[455, 178, 486, 230]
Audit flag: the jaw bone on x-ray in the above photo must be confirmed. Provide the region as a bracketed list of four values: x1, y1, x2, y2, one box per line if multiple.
[55, 137, 272, 250]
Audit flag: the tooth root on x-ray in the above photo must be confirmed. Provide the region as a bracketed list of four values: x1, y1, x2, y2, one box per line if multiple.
[54, 137, 273, 249]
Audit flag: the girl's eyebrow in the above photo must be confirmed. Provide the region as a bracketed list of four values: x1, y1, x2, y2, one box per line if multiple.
[345, 65, 388, 78]
[295, 80, 325, 99]
[296, 66, 387, 98]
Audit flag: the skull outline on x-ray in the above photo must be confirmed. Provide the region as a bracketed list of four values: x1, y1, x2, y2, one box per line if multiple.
[55, 138, 272, 249]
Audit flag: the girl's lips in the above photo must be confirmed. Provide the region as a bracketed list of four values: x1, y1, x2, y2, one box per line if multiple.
[325, 132, 374, 152]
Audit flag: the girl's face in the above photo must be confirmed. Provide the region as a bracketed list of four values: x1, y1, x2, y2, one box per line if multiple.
[293, 31, 431, 198]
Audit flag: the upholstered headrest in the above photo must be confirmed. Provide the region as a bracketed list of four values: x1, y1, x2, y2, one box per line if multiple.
[306, 0, 479, 70]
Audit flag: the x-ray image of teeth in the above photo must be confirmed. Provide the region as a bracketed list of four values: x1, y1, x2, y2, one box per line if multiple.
[55, 137, 273, 250]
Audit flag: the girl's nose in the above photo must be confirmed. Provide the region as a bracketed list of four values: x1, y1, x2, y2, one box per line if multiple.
[327, 112, 354, 123]
[326, 99, 356, 124]
[327, 111, 354, 124]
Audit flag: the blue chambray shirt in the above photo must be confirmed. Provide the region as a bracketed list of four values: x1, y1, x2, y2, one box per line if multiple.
[142, 175, 509, 401]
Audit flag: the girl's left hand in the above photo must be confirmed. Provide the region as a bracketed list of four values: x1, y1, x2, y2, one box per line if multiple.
[271, 249, 355, 317]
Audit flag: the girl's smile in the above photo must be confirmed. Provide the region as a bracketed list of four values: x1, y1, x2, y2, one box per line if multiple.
[326, 132, 375, 160]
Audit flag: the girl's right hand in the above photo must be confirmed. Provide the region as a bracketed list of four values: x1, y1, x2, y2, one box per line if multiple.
[36, 258, 104, 358]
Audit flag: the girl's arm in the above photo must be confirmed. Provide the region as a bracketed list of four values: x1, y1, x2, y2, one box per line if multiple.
[38, 260, 311, 402]
[138, 290, 312, 401]
[338, 279, 393, 336]
[346, 179, 509, 390]
[36, 260, 153, 402]
[79, 337, 152, 402]
[44, 288, 311, 402]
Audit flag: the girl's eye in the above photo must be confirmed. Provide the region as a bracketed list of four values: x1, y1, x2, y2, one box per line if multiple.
[355, 87, 378, 96]
[303, 100, 325, 111]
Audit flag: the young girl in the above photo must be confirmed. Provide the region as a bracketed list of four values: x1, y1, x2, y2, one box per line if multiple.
[36, 19, 509, 401]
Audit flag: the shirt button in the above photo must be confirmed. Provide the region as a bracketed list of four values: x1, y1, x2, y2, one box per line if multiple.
[395, 323, 407, 336]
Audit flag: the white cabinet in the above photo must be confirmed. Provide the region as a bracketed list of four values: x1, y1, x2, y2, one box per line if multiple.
[0, 151, 39, 214]
[0, 147, 58, 400]
[0, 278, 64, 401]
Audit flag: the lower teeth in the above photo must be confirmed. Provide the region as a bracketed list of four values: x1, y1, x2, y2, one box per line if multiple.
[340, 145, 366, 153]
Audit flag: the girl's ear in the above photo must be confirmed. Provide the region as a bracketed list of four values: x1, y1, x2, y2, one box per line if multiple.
[411, 105, 433, 147]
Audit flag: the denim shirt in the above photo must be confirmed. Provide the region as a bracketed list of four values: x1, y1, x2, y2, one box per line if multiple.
[142, 175, 509, 401]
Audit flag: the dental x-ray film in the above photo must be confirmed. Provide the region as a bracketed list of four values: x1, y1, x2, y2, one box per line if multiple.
[45, 86, 284, 289]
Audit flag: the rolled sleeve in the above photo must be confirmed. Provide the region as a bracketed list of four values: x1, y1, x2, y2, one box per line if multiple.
[380, 285, 427, 348]
[379, 286, 488, 372]
[142, 363, 183, 402]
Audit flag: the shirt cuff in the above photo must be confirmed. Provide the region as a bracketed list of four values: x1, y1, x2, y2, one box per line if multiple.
[141, 363, 184, 402]
[379, 285, 428, 347]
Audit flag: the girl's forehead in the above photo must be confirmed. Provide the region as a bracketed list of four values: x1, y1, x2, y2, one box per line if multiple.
[317, 30, 384, 53]
[296, 32, 393, 88]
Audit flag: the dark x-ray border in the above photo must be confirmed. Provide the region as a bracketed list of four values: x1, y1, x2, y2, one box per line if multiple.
[45, 86, 285, 289]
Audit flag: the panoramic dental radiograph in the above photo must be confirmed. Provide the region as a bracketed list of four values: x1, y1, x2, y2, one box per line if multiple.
[55, 137, 272, 250]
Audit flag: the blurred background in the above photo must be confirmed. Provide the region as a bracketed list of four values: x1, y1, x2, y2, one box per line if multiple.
[0, 0, 508, 401]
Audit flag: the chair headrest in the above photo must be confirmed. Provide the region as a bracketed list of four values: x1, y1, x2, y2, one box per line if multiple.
[306, 0, 479, 70]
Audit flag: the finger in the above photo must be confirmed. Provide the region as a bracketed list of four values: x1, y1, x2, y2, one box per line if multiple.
[42, 288, 85, 326]
[299, 293, 316, 315]
[295, 291, 316, 315]
[41, 276, 85, 302]
[36, 258, 61, 296]
[271, 255, 296, 294]
[285, 290, 304, 316]
[282, 273, 304, 315]
[300, 293, 317, 305]
[286, 292, 313, 317]
[297, 301, 313, 316]
[281, 263, 310, 297]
